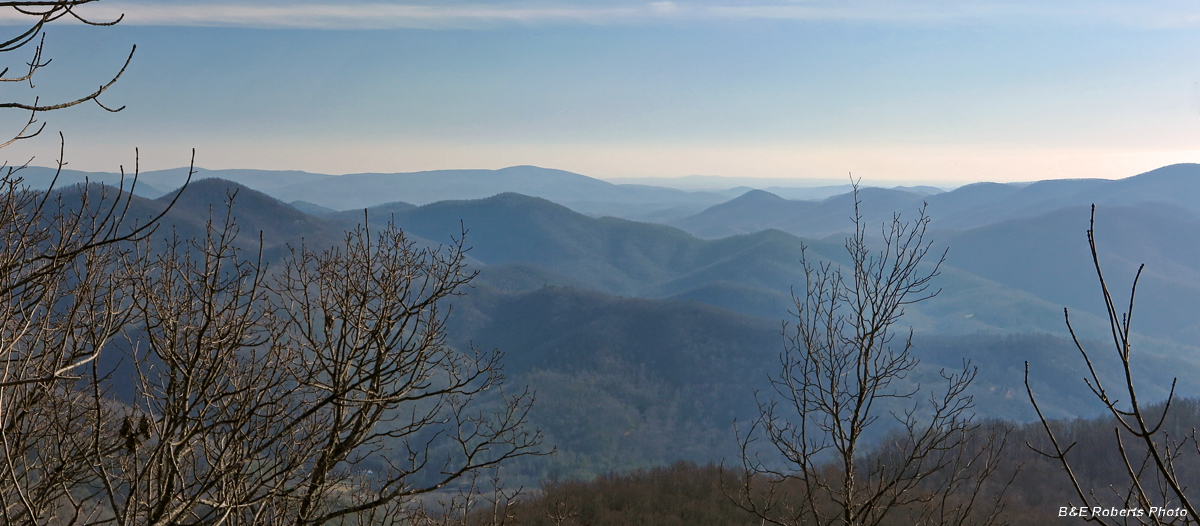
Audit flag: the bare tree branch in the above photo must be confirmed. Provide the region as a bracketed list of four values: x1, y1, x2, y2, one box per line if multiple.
[728, 181, 1014, 526]
[1026, 205, 1197, 525]
[0, 1, 133, 150]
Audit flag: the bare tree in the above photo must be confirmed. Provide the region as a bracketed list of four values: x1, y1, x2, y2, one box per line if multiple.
[77, 197, 545, 525]
[406, 468, 525, 526]
[0, 3, 542, 522]
[269, 218, 542, 525]
[1025, 205, 1197, 525]
[0, 0, 133, 150]
[0, 145, 187, 524]
[0, 175, 540, 524]
[729, 185, 1013, 526]
[0, 1, 200, 522]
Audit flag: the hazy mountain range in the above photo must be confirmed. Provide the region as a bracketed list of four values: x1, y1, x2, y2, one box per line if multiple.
[14, 165, 731, 223]
[11, 164, 952, 224]
[37, 162, 1200, 479]
[671, 163, 1200, 238]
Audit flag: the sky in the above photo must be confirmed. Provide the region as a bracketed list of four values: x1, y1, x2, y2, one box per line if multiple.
[1, 0, 1199, 185]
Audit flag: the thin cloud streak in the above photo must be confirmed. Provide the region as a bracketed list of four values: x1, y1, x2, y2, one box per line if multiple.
[13, 4, 661, 29]
[7, 1, 1200, 29]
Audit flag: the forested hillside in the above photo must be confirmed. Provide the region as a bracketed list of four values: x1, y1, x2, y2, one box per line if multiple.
[489, 400, 1200, 526]
[20, 162, 1200, 521]
[8, 1, 1198, 522]
[49, 162, 1200, 486]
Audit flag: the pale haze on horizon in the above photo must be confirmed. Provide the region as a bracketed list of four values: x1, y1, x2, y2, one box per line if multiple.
[1, 0, 1198, 185]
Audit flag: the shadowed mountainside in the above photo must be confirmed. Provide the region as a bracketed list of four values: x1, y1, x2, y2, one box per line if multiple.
[945, 202, 1200, 344]
[55, 166, 1200, 481]
[331, 191, 1116, 339]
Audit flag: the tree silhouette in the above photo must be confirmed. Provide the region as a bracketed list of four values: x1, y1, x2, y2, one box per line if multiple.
[729, 184, 1013, 526]
[0, 0, 134, 150]
[1025, 205, 1197, 525]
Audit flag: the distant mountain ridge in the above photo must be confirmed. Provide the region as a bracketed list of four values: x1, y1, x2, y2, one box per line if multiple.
[54, 163, 1200, 478]
[670, 186, 930, 239]
[669, 163, 1200, 238]
[340, 191, 1114, 342]
[126, 172, 1200, 346]
[927, 163, 1200, 229]
[944, 201, 1200, 344]
[15, 165, 732, 222]
[9, 164, 958, 226]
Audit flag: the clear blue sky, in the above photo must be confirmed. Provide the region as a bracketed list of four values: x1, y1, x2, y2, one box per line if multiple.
[1, 1, 1199, 184]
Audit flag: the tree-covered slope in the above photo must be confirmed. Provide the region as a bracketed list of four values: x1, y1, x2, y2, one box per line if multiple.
[944, 202, 1200, 345]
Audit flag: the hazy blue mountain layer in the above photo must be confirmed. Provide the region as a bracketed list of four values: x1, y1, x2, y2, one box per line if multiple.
[945, 202, 1200, 344]
[13, 165, 728, 221]
[671, 163, 1200, 239]
[670, 186, 930, 239]
[49, 163, 1200, 479]
[131, 174, 1200, 349]
[322, 190, 1114, 338]
[443, 283, 1200, 479]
